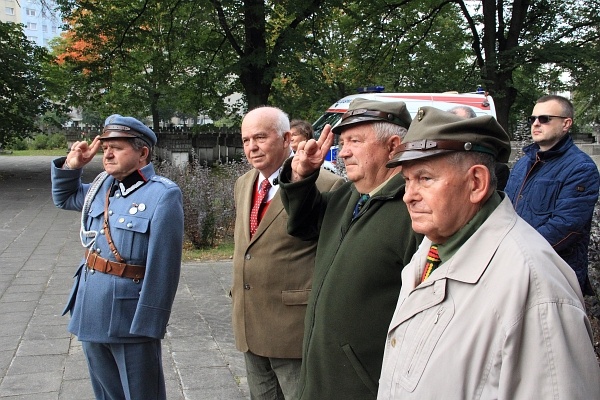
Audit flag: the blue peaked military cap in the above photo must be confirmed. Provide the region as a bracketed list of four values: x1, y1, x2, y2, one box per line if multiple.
[101, 114, 157, 147]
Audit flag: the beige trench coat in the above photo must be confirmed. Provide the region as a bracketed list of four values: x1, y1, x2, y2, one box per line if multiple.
[378, 197, 600, 399]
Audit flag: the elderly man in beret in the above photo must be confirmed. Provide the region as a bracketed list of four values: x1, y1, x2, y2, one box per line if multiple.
[377, 107, 600, 399]
[278, 98, 422, 399]
[51, 115, 184, 400]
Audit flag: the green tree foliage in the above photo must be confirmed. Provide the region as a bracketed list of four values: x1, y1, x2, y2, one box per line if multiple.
[269, 0, 477, 122]
[0, 22, 55, 145]
[207, 0, 329, 109]
[448, 0, 600, 130]
[53, 0, 229, 129]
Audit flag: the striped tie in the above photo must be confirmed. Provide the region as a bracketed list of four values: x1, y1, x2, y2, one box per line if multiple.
[421, 244, 441, 282]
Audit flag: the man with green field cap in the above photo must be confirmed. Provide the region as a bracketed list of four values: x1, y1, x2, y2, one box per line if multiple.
[278, 97, 422, 399]
[378, 107, 600, 399]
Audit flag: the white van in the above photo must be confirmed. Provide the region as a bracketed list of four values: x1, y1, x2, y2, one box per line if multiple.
[313, 91, 496, 165]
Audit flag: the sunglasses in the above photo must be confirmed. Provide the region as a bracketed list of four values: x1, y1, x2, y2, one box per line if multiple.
[527, 115, 568, 125]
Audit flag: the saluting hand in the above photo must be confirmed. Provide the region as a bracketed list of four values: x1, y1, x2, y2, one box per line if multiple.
[291, 124, 335, 182]
[65, 136, 102, 169]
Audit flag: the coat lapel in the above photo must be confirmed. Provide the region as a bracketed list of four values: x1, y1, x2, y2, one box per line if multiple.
[240, 170, 259, 243]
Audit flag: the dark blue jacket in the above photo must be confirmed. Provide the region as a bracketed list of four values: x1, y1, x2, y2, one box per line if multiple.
[505, 135, 599, 292]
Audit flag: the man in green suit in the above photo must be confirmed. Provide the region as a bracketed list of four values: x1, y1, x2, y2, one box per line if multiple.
[278, 99, 422, 399]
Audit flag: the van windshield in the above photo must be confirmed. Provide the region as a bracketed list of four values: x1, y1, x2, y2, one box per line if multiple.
[312, 112, 343, 139]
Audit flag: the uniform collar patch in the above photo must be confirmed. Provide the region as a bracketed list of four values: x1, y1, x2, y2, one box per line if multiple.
[118, 169, 148, 197]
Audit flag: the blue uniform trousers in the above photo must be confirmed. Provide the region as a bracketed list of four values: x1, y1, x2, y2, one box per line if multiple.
[82, 340, 165, 400]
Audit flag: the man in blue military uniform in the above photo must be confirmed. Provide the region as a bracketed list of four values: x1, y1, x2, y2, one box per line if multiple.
[51, 115, 184, 400]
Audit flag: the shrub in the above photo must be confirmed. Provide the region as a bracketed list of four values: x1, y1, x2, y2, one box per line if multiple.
[32, 134, 49, 149]
[6, 137, 28, 150]
[158, 160, 250, 249]
[47, 133, 67, 149]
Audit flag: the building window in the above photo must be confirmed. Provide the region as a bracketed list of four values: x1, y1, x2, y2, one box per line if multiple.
[27, 22, 37, 30]
[43, 25, 48, 32]
[52, 26, 57, 33]
[5, 7, 15, 15]
[26, 8, 37, 16]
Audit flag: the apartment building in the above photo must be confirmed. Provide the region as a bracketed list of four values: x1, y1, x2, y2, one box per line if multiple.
[1, 0, 63, 48]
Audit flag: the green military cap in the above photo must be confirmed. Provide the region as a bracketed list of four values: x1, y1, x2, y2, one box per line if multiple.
[332, 98, 412, 135]
[387, 106, 511, 167]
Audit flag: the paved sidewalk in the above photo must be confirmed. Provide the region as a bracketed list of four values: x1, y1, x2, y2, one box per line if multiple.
[0, 155, 249, 399]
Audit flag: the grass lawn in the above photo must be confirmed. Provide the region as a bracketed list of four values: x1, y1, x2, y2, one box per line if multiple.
[0, 149, 68, 156]
[183, 239, 234, 262]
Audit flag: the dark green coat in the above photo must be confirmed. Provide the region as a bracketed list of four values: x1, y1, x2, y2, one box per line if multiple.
[279, 163, 422, 400]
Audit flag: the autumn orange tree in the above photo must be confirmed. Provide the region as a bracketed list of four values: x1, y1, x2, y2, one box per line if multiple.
[52, 0, 229, 129]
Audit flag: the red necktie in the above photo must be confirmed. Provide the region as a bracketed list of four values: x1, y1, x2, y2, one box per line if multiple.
[250, 179, 271, 237]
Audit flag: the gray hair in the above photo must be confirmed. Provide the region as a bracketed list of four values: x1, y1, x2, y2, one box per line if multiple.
[131, 137, 153, 163]
[448, 106, 477, 119]
[447, 151, 498, 190]
[372, 121, 409, 142]
[247, 106, 290, 137]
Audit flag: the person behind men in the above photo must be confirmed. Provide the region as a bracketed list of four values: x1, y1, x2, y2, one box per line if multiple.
[278, 98, 422, 399]
[378, 106, 600, 399]
[505, 95, 600, 295]
[289, 119, 314, 153]
[51, 115, 184, 400]
[232, 106, 343, 399]
[448, 105, 510, 190]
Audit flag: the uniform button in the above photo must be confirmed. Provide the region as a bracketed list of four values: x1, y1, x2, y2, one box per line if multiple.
[100, 229, 105, 235]
[96, 248, 101, 254]
[126, 222, 133, 228]
[518, 195, 523, 200]
[245, 254, 251, 260]
[391, 338, 396, 347]
[118, 217, 125, 223]
[108, 210, 114, 216]
[244, 284, 251, 290]
[115, 192, 121, 198]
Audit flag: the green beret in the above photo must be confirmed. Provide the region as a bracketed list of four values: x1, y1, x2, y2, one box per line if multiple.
[332, 98, 412, 135]
[387, 106, 510, 167]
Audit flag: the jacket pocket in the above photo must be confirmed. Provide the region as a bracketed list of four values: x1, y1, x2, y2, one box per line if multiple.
[108, 279, 141, 337]
[341, 343, 378, 396]
[529, 180, 559, 215]
[113, 215, 150, 262]
[281, 289, 310, 305]
[395, 303, 454, 392]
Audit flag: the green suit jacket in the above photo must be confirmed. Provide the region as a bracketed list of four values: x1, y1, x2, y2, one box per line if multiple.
[279, 162, 422, 399]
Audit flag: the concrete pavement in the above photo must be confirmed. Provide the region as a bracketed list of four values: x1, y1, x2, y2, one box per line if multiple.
[0, 155, 249, 399]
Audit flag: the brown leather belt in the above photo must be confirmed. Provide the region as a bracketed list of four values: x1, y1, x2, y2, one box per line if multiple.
[85, 250, 145, 280]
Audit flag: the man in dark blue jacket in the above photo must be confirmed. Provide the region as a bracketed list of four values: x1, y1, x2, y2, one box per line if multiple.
[505, 95, 599, 295]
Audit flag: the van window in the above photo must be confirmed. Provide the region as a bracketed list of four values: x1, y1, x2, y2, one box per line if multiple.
[313, 112, 343, 140]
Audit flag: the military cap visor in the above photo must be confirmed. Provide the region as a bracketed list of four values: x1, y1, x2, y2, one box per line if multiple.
[387, 106, 511, 167]
[100, 125, 144, 140]
[331, 98, 412, 135]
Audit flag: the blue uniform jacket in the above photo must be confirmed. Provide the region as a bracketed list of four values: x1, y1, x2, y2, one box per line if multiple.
[505, 135, 599, 289]
[51, 159, 184, 342]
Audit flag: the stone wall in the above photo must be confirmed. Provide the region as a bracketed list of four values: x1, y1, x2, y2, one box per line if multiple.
[65, 127, 243, 167]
